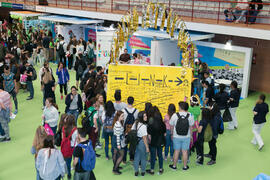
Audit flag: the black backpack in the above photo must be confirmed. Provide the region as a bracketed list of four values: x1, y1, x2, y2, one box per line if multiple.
[176, 113, 190, 136]
[82, 110, 96, 134]
[58, 43, 65, 56]
[124, 108, 136, 134]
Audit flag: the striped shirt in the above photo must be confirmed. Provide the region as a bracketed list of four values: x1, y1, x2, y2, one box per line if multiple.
[0, 91, 11, 111]
[113, 121, 124, 147]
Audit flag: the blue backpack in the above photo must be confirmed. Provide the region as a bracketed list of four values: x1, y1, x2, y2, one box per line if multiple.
[77, 141, 96, 171]
[104, 114, 115, 133]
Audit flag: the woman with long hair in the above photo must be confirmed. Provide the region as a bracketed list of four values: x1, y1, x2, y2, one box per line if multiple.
[42, 98, 59, 134]
[56, 62, 69, 100]
[61, 115, 77, 180]
[31, 126, 48, 180]
[147, 106, 166, 175]
[164, 104, 176, 161]
[36, 136, 66, 180]
[102, 101, 116, 160]
[214, 83, 229, 116]
[133, 111, 149, 177]
[112, 111, 125, 175]
[42, 67, 56, 106]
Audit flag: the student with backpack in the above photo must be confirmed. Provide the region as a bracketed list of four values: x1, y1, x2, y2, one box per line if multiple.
[36, 136, 66, 180]
[169, 102, 194, 171]
[251, 94, 269, 151]
[164, 104, 176, 161]
[85, 98, 99, 154]
[61, 115, 77, 180]
[112, 111, 125, 175]
[123, 96, 139, 163]
[203, 103, 223, 165]
[74, 54, 86, 89]
[228, 81, 241, 130]
[102, 101, 115, 160]
[147, 107, 166, 175]
[73, 128, 96, 180]
[188, 95, 201, 152]
[133, 111, 149, 177]
[196, 108, 212, 165]
[57, 36, 67, 66]
[56, 62, 70, 100]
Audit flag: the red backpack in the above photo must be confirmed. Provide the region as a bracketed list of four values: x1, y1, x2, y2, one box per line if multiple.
[61, 127, 77, 158]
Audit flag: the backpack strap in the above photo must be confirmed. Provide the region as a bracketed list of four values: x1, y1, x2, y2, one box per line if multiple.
[131, 109, 137, 115]
[176, 113, 181, 120]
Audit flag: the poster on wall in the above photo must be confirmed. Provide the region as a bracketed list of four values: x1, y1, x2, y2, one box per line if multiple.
[56, 25, 84, 43]
[96, 31, 114, 67]
[126, 35, 152, 64]
[84, 28, 96, 42]
[197, 45, 245, 87]
[107, 64, 193, 116]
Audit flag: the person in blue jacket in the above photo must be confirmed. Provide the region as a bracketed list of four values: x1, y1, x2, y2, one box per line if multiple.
[56, 62, 69, 100]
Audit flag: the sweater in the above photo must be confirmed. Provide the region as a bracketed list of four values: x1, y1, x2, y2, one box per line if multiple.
[65, 93, 83, 113]
[43, 106, 59, 128]
[36, 148, 66, 180]
[113, 121, 124, 147]
[56, 68, 69, 85]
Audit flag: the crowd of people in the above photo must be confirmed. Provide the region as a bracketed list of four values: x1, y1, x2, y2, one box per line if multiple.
[0, 19, 269, 180]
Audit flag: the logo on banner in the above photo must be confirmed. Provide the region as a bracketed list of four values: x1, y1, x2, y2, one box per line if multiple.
[87, 29, 96, 41]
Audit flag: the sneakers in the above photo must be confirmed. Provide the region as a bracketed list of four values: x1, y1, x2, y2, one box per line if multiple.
[14, 109, 18, 114]
[135, 172, 139, 177]
[96, 145, 102, 149]
[95, 153, 101, 158]
[204, 154, 212, 159]
[259, 144, 264, 151]
[158, 169, 164, 175]
[118, 166, 123, 170]
[207, 160, 216, 165]
[225, 17, 233, 22]
[113, 170, 122, 175]
[169, 164, 177, 171]
[146, 169, 154, 175]
[141, 172, 145, 176]
[26, 97, 33, 100]
[1, 137, 11, 142]
[196, 160, 203, 166]
[182, 165, 189, 171]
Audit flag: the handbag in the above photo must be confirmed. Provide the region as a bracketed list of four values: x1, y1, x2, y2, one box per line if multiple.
[222, 108, 232, 122]
[44, 123, 54, 136]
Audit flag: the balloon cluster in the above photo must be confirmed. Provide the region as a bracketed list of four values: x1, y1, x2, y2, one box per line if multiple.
[109, 2, 195, 68]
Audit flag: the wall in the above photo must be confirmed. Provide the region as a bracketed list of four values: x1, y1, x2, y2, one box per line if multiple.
[151, 40, 180, 65]
[211, 35, 270, 94]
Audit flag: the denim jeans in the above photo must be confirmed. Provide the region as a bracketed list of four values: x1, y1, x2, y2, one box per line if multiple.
[165, 130, 174, 158]
[67, 109, 79, 124]
[193, 79, 202, 98]
[65, 157, 72, 177]
[0, 122, 5, 136]
[103, 131, 113, 158]
[9, 89, 18, 110]
[27, 81, 34, 98]
[74, 171, 90, 180]
[134, 139, 147, 173]
[150, 146, 163, 170]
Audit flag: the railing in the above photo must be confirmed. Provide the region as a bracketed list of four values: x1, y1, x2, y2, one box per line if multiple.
[2, 0, 270, 26]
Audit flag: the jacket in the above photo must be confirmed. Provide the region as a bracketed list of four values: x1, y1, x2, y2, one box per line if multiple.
[147, 118, 166, 147]
[56, 68, 69, 84]
[65, 93, 83, 114]
[214, 92, 229, 110]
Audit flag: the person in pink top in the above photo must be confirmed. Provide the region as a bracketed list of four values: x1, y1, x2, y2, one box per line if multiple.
[163, 104, 176, 161]
[0, 84, 12, 142]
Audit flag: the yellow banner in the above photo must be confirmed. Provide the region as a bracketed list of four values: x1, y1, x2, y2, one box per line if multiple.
[107, 64, 193, 116]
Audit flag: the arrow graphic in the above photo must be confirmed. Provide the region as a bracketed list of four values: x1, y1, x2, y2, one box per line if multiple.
[175, 77, 183, 86]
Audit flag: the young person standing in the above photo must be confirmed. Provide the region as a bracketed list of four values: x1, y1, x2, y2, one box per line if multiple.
[65, 86, 83, 123]
[2, 65, 18, 114]
[228, 81, 240, 130]
[133, 111, 149, 177]
[56, 62, 69, 100]
[251, 94, 269, 151]
[169, 102, 194, 171]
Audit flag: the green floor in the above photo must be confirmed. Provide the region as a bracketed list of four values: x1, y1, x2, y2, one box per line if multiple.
[0, 64, 269, 180]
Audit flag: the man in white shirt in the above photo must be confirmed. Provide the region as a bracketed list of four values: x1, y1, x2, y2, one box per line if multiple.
[169, 102, 194, 171]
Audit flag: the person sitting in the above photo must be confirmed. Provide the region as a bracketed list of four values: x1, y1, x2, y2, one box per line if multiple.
[246, 0, 263, 24]
[119, 49, 131, 64]
[224, 0, 249, 23]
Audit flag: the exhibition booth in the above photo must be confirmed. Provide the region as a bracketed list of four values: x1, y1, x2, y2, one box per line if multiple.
[97, 28, 252, 99]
